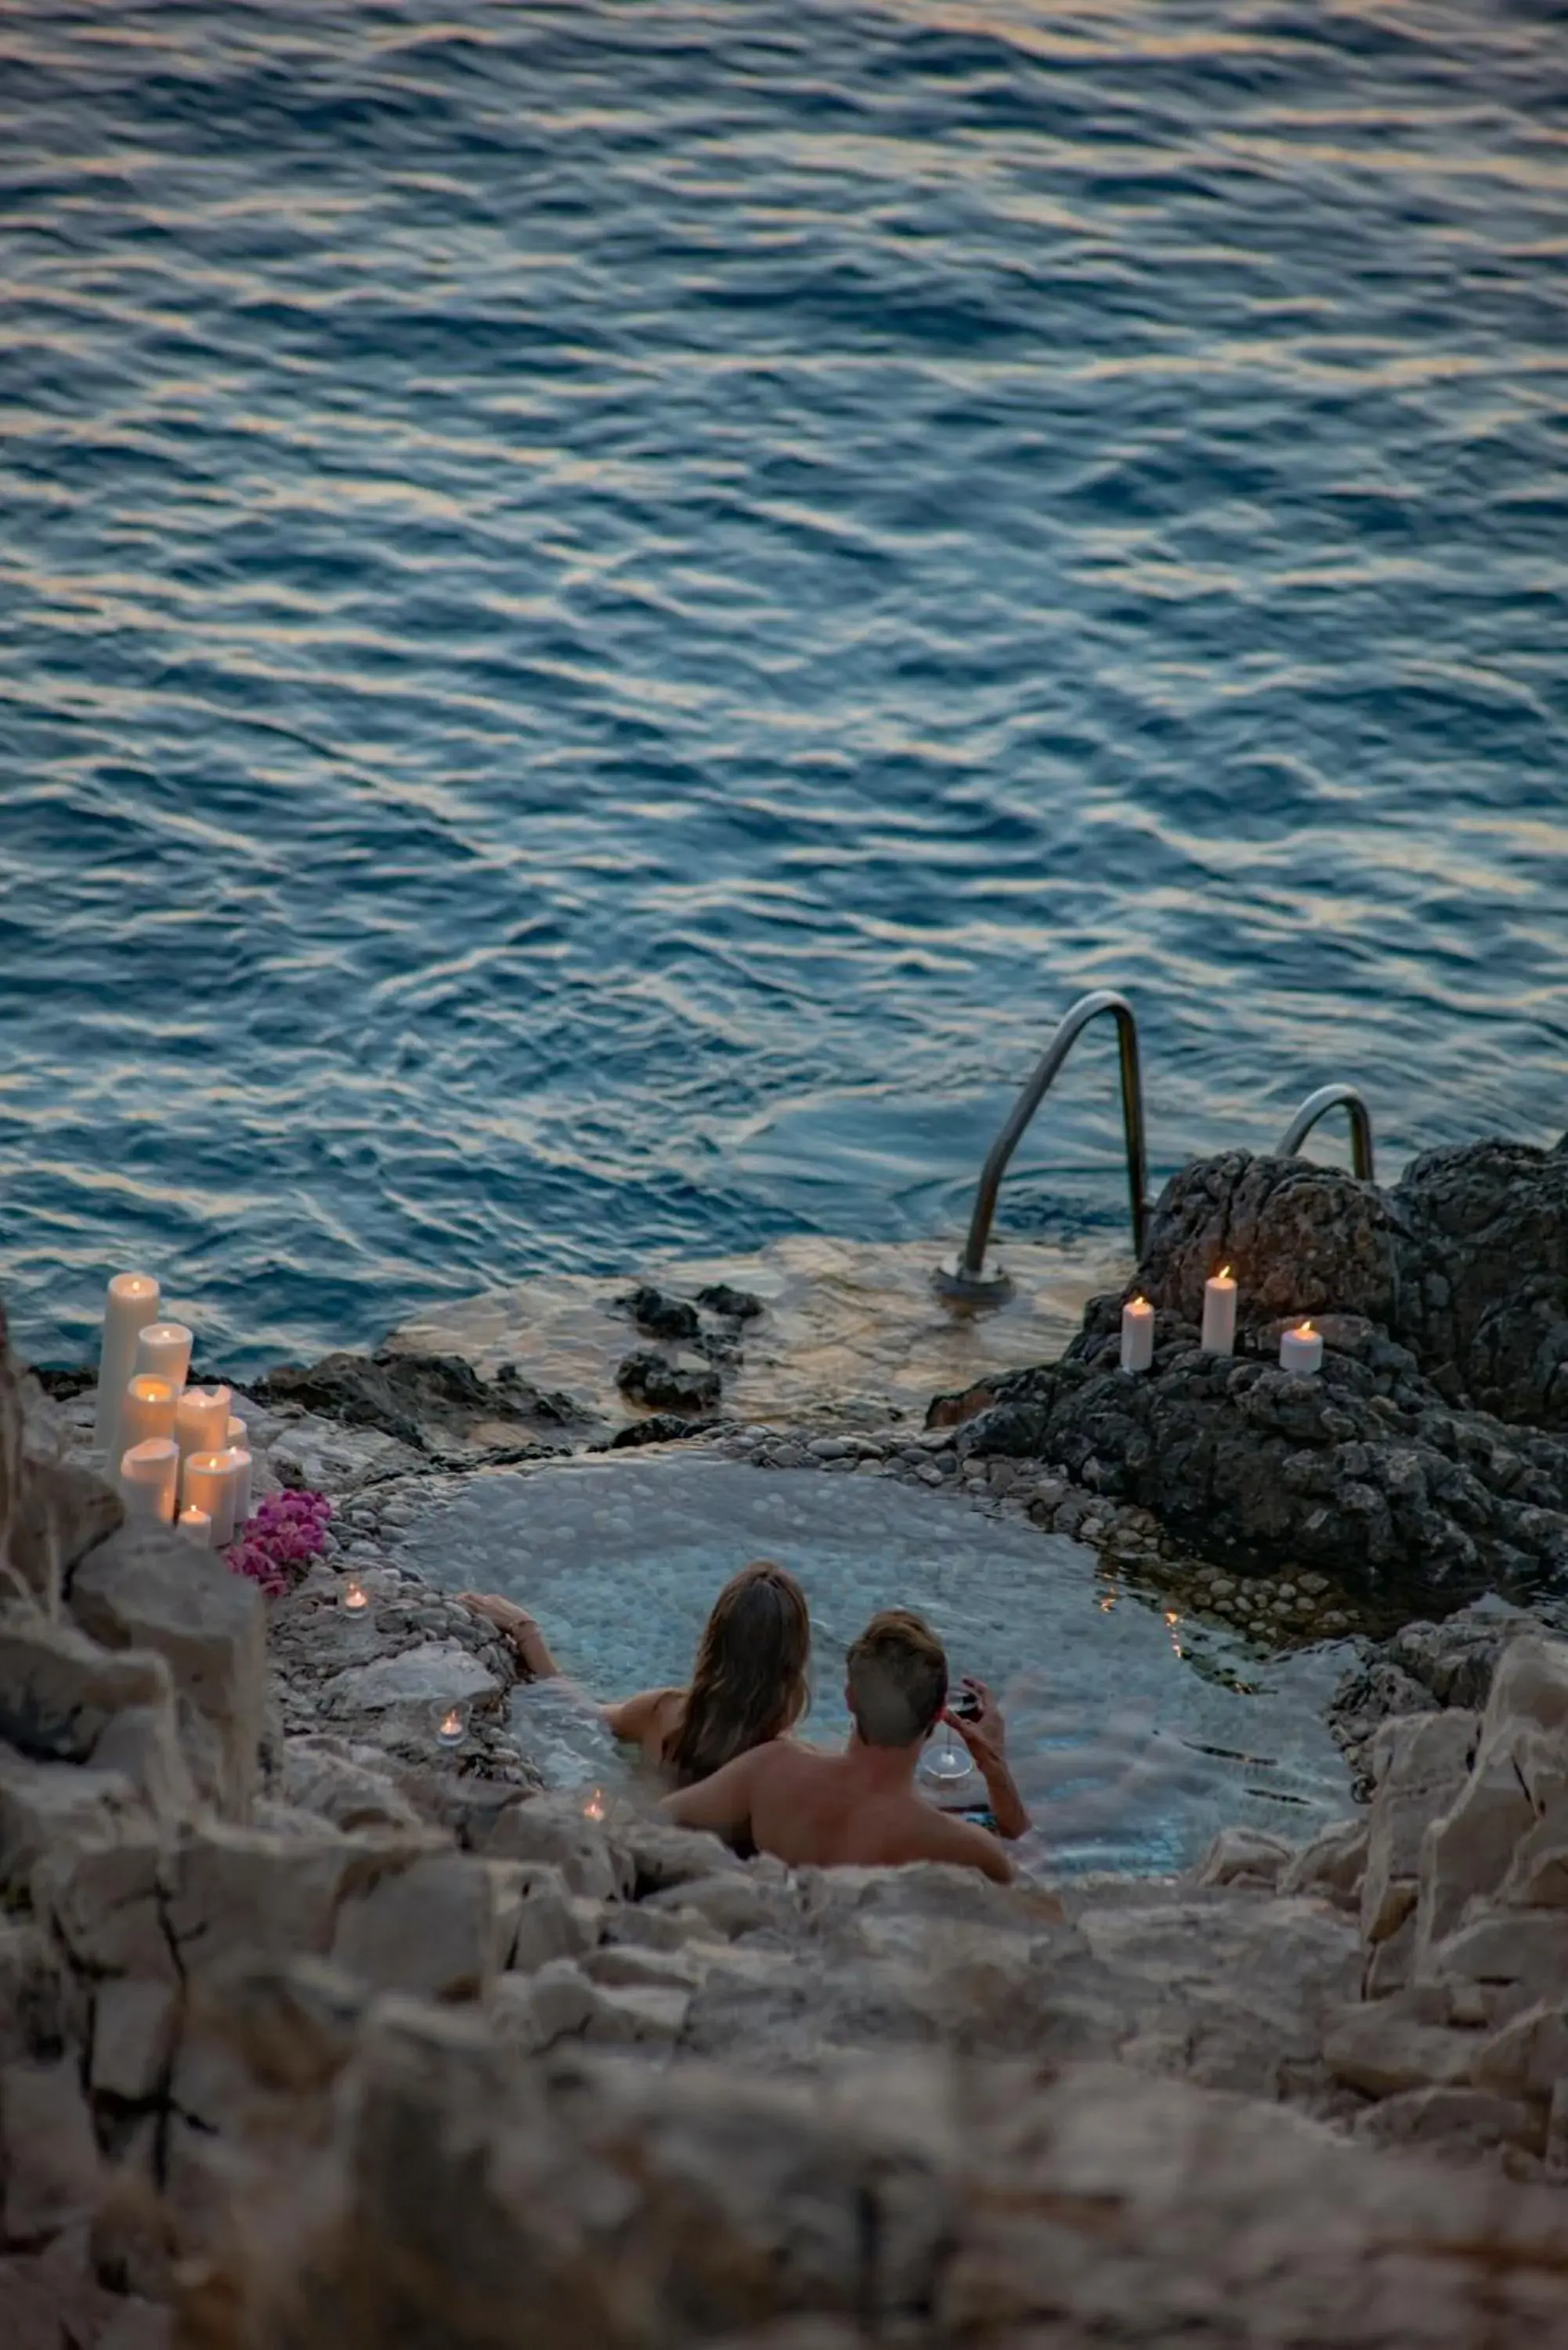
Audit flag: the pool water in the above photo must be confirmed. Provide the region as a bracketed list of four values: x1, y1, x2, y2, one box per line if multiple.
[401, 1457, 1355, 1879]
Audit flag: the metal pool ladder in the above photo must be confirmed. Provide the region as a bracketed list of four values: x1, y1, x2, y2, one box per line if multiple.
[934, 991, 1375, 1304]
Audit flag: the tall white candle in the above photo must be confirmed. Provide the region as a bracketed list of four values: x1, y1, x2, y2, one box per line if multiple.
[1201, 1267, 1237, 1356]
[121, 1437, 179, 1526]
[120, 1374, 178, 1452]
[182, 1450, 244, 1546]
[134, 1321, 193, 1394]
[1119, 1295, 1155, 1374]
[225, 1418, 254, 1530]
[176, 1385, 231, 1463]
[95, 1273, 161, 1459]
[178, 1505, 213, 1546]
[1281, 1321, 1324, 1377]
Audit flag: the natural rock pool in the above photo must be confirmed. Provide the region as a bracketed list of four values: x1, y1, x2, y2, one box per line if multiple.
[401, 1456, 1355, 1879]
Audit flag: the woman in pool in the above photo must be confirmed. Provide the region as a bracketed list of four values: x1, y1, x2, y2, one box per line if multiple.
[461, 1556, 813, 1787]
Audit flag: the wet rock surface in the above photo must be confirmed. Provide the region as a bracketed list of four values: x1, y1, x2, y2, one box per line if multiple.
[252, 1348, 585, 1458]
[928, 1146, 1568, 1611]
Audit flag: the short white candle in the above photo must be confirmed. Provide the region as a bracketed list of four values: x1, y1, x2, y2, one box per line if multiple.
[1119, 1294, 1155, 1374]
[120, 1437, 179, 1526]
[175, 1385, 232, 1463]
[134, 1321, 193, 1395]
[1280, 1321, 1324, 1377]
[120, 1373, 178, 1453]
[95, 1273, 161, 1459]
[178, 1505, 213, 1546]
[182, 1450, 244, 1546]
[1201, 1266, 1237, 1356]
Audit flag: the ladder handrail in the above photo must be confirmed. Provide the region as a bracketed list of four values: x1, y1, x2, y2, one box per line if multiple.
[940, 989, 1151, 1298]
[1278, 1083, 1375, 1183]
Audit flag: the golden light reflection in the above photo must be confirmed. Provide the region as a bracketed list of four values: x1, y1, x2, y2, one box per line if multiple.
[583, 1786, 606, 1823]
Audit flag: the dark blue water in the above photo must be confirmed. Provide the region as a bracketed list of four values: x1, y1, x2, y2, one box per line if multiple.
[2, 0, 1566, 1372]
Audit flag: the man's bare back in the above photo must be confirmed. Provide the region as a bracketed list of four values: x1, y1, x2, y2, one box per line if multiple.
[663, 1726, 1015, 1884]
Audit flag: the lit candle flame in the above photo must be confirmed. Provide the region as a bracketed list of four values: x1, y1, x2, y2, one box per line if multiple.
[1129, 1294, 1148, 1310]
[341, 1578, 367, 1613]
[1217, 1264, 1231, 1281]
[583, 1787, 605, 1822]
[1298, 1321, 1315, 1338]
[439, 1708, 464, 1741]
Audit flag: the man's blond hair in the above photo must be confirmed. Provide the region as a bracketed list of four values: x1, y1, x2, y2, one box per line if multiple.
[846, 1609, 948, 1748]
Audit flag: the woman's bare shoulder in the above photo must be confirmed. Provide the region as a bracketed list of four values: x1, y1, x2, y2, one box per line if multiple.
[604, 1685, 686, 1742]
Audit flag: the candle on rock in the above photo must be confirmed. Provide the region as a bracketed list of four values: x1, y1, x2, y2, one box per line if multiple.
[1119, 1295, 1155, 1374]
[220, 1445, 253, 1535]
[1280, 1321, 1324, 1377]
[436, 1707, 466, 1749]
[341, 1578, 369, 1615]
[120, 1374, 178, 1453]
[225, 1417, 253, 1530]
[1201, 1266, 1237, 1356]
[121, 1438, 179, 1526]
[95, 1273, 161, 1459]
[182, 1450, 245, 1546]
[133, 1321, 193, 1395]
[176, 1385, 231, 1463]
[177, 1506, 212, 1546]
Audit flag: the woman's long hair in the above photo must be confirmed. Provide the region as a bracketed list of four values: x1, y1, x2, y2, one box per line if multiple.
[663, 1559, 811, 1788]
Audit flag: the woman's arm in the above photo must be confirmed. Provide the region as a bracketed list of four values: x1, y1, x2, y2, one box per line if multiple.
[459, 1593, 561, 1679]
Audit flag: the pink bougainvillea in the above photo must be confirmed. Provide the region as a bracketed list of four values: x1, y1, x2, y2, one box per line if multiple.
[224, 1487, 333, 1597]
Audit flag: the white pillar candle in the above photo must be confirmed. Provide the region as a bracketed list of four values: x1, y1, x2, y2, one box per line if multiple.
[181, 1450, 244, 1546]
[1119, 1295, 1155, 1374]
[95, 1272, 161, 1459]
[120, 1374, 178, 1452]
[178, 1505, 213, 1546]
[1281, 1321, 1324, 1376]
[120, 1437, 179, 1527]
[134, 1321, 193, 1394]
[222, 1446, 254, 1532]
[1201, 1266, 1237, 1356]
[175, 1384, 232, 1462]
[226, 1419, 254, 1529]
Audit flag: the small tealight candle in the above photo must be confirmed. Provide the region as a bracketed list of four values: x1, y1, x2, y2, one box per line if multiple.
[1201, 1265, 1237, 1356]
[96, 1273, 161, 1459]
[1281, 1320, 1324, 1377]
[120, 1373, 178, 1452]
[120, 1438, 179, 1527]
[1119, 1294, 1155, 1374]
[341, 1578, 369, 1615]
[133, 1321, 193, 1395]
[583, 1786, 606, 1822]
[175, 1385, 231, 1463]
[182, 1450, 245, 1546]
[436, 1707, 466, 1749]
[178, 1506, 212, 1546]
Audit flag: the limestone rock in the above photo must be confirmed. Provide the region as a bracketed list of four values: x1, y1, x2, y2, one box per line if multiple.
[331, 1850, 502, 2003]
[1359, 1712, 1476, 1949]
[473, 1791, 632, 1900]
[1322, 1994, 1478, 2099]
[279, 1736, 424, 1834]
[5, 1459, 122, 1617]
[0, 2057, 101, 2240]
[1471, 2000, 1568, 2102]
[1353, 2084, 1545, 2159]
[70, 1524, 266, 1819]
[0, 1748, 152, 1891]
[253, 1348, 584, 1455]
[0, 1607, 175, 1766]
[91, 1976, 180, 2102]
[1279, 1817, 1368, 1910]
[1191, 1824, 1294, 1890]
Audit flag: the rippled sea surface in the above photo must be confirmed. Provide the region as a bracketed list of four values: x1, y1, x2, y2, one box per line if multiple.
[3, 0, 1566, 1370]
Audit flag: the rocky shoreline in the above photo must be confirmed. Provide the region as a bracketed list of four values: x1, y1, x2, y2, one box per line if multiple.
[7, 1132, 1568, 2345]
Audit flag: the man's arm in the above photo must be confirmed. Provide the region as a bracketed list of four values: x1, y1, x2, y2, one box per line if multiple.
[660, 1744, 767, 1838]
[946, 1679, 1030, 1840]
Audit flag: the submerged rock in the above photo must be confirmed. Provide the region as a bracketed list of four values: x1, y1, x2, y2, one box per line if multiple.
[614, 1350, 722, 1415]
[253, 1349, 583, 1455]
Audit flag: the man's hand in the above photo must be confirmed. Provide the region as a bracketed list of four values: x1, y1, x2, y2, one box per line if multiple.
[943, 1678, 1030, 1839]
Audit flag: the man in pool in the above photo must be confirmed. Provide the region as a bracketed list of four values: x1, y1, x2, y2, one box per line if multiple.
[660, 1607, 1036, 1889]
